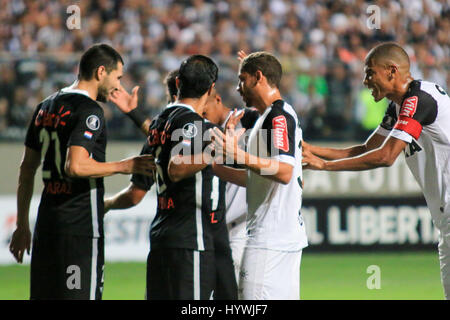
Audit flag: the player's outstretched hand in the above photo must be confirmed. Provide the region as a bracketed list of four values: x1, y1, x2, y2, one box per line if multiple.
[209, 127, 245, 164]
[302, 140, 310, 152]
[109, 85, 139, 114]
[302, 149, 325, 170]
[237, 50, 248, 62]
[121, 154, 155, 176]
[225, 108, 245, 132]
[9, 227, 31, 264]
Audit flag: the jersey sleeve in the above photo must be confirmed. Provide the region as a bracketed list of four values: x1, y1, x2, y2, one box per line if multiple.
[391, 83, 438, 142]
[24, 104, 43, 151]
[130, 141, 155, 191]
[261, 105, 296, 166]
[375, 101, 397, 137]
[67, 102, 105, 154]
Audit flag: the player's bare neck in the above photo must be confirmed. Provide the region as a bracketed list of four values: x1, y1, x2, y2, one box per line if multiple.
[75, 79, 99, 101]
[177, 97, 206, 117]
[254, 86, 282, 113]
[390, 76, 414, 105]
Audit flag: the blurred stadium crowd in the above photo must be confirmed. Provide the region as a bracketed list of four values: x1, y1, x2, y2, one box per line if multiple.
[0, 0, 448, 140]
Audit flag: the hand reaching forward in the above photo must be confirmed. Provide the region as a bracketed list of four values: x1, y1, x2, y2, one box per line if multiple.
[209, 127, 246, 164]
[120, 154, 155, 176]
[224, 108, 245, 132]
[109, 85, 140, 114]
[302, 149, 325, 170]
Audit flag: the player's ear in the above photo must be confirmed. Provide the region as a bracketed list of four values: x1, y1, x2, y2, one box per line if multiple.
[216, 93, 222, 104]
[207, 83, 215, 96]
[95, 66, 106, 81]
[388, 65, 397, 80]
[175, 77, 180, 89]
[255, 70, 263, 82]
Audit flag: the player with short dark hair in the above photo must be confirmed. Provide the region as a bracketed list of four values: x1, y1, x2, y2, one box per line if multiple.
[146, 54, 223, 300]
[164, 69, 179, 103]
[107, 55, 223, 299]
[302, 42, 450, 299]
[211, 51, 307, 299]
[9, 43, 154, 300]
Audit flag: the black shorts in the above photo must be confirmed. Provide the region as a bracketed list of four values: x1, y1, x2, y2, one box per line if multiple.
[30, 232, 104, 300]
[146, 248, 215, 300]
[212, 221, 238, 300]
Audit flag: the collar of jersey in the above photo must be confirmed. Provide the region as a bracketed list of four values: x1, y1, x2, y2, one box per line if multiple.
[165, 102, 196, 113]
[60, 81, 91, 99]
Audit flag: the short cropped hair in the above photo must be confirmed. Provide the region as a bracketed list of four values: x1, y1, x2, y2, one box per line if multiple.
[177, 55, 218, 99]
[78, 44, 124, 80]
[164, 69, 179, 103]
[239, 52, 282, 88]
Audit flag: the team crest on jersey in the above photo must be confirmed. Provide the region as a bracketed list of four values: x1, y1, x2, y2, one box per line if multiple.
[400, 96, 418, 118]
[182, 123, 198, 138]
[86, 115, 100, 131]
[272, 115, 289, 152]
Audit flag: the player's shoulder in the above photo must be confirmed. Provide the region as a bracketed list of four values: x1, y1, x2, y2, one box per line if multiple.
[167, 104, 204, 129]
[263, 99, 297, 128]
[409, 80, 447, 98]
[400, 80, 440, 125]
[55, 91, 104, 120]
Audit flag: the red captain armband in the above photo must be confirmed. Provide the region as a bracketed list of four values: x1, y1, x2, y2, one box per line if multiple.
[393, 116, 423, 140]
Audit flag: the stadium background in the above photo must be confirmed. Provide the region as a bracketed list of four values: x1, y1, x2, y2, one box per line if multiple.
[0, 0, 448, 299]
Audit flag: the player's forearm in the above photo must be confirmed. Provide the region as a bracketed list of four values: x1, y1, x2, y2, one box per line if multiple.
[212, 163, 247, 187]
[105, 185, 145, 211]
[242, 152, 293, 185]
[323, 148, 394, 171]
[16, 168, 36, 229]
[309, 144, 368, 160]
[126, 109, 151, 136]
[65, 157, 128, 178]
[168, 154, 209, 182]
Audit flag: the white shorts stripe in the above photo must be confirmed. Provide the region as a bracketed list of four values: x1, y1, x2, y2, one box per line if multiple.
[90, 238, 98, 300]
[89, 178, 100, 238]
[193, 250, 200, 300]
[195, 172, 204, 251]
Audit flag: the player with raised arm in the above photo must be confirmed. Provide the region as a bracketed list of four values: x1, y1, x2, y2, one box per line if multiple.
[8, 44, 154, 300]
[302, 42, 450, 299]
[104, 70, 179, 212]
[211, 52, 307, 300]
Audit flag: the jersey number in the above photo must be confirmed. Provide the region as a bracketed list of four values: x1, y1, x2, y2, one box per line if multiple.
[39, 128, 63, 179]
[154, 145, 167, 194]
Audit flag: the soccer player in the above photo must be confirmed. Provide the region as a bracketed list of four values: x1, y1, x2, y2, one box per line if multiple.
[202, 87, 259, 285]
[8, 44, 155, 300]
[211, 52, 308, 300]
[110, 55, 224, 300]
[302, 42, 450, 299]
[106, 69, 238, 299]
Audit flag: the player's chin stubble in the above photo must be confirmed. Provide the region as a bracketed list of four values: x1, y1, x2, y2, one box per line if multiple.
[96, 86, 109, 102]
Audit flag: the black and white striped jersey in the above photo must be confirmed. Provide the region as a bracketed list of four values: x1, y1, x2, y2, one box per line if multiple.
[133, 103, 225, 251]
[376, 80, 450, 231]
[245, 100, 308, 251]
[24, 86, 106, 238]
